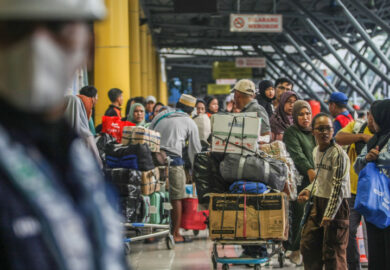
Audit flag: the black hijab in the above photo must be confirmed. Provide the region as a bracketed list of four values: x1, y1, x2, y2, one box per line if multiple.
[366, 99, 390, 151]
[256, 80, 274, 117]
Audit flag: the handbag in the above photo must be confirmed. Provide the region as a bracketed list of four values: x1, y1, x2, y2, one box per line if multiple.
[355, 162, 390, 229]
[101, 116, 135, 143]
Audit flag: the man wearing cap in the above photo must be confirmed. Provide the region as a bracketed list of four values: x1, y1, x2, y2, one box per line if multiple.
[0, 1, 128, 270]
[232, 79, 271, 139]
[149, 94, 201, 244]
[145, 95, 156, 122]
[327, 92, 353, 135]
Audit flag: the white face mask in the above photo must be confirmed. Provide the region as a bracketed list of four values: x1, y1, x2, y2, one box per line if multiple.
[0, 29, 87, 112]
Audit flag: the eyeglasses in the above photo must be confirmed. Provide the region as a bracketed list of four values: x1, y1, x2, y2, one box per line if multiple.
[314, 126, 333, 133]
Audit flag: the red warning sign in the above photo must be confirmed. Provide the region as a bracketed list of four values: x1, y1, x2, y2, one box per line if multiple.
[230, 14, 283, 32]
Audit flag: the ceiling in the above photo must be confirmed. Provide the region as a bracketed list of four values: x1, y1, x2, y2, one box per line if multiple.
[141, 0, 390, 104]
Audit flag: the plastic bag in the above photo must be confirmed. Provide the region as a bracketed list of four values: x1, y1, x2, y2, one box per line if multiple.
[101, 116, 135, 143]
[355, 162, 390, 229]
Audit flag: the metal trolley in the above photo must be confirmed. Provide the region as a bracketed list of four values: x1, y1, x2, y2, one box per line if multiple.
[122, 159, 175, 254]
[123, 223, 174, 254]
[211, 239, 285, 270]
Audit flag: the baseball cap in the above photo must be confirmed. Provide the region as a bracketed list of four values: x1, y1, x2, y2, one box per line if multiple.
[179, 94, 196, 108]
[146, 95, 156, 104]
[326, 92, 349, 105]
[231, 79, 256, 95]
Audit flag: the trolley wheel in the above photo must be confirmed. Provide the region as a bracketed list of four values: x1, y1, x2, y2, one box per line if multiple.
[278, 251, 285, 268]
[193, 230, 199, 236]
[124, 242, 131, 255]
[222, 263, 229, 270]
[211, 253, 217, 270]
[254, 264, 261, 270]
[166, 235, 175, 250]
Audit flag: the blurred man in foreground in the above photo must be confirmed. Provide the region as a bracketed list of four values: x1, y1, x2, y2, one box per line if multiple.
[0, 1, 128, 269]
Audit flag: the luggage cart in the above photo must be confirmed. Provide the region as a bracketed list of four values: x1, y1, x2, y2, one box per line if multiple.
[211, 239, 285, 270]
[122, 158, 174, 254]
[123, 223, 174, 254]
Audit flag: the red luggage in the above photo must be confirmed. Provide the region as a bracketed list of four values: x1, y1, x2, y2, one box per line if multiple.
[101, 116, 135, 143]
[181, 198, 208, 231]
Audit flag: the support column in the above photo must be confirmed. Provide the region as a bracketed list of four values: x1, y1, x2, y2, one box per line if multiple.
[157, 57, 168, 105]
[140, 24, 148, 97]
[94, 0, 130, 124]
[147, 32, 153, 96]
[129, 0, 142, 97]
[151, 46, 158, 98]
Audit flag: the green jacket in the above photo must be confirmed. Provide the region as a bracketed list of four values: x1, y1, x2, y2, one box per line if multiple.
[283, 125, 316, 189]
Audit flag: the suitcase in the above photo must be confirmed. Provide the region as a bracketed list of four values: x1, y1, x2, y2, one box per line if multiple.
[138, 195, 151, 223]
[159, 191, 170, 224]
[181, 198, 208, 231]
[149, 192, 161, 224]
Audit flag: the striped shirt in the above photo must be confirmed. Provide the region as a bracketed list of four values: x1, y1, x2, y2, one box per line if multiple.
[313, 142, 351, 219]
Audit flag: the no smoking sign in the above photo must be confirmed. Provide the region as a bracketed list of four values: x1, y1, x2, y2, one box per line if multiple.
[233, 17, 245, 29]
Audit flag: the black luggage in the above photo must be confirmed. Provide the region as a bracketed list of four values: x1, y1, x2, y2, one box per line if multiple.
[105, 143, 155, 171]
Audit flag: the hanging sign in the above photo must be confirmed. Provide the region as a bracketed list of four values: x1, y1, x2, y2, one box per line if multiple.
[212, 61, 252, 80]
[207, 84, 231, 95]
[230, 14, 283, 32]
[235, 57, 266, 68]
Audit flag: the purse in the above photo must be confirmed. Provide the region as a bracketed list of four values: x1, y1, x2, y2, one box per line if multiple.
[354, 162, 390, 229]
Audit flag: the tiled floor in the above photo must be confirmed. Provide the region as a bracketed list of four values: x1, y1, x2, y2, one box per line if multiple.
[128, 230, 304, 270]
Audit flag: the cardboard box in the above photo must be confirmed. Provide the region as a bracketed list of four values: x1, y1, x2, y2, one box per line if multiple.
[211, 113, 260, 155]
[122, 126, 161, 152]
[141, 168, 160, 195]
[208, 193, 288, 240]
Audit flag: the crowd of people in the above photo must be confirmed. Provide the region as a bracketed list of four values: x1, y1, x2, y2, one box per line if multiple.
[60, 75, 387, 270]
[0, 2, 389, 269]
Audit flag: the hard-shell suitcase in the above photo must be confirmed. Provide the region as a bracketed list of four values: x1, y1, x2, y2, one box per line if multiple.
[159, 191, 170, 224]
[149, 192, 162, 224]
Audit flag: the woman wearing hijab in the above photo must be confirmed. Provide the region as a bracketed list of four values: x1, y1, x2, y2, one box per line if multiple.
[283, 100, 317, 265]
[77, 94, 95, 135]
[63, 95, 103, 168]
[256, 80, 275, 118]
[270, 91, 298, 141]
[127, 103, 148, 127]
[354, 99, 390, 270]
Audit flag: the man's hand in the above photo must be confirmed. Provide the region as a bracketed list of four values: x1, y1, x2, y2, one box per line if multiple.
[307, 169, 316, 183]
[366, 146, 380, 162]
[360, 133, 373, 143]
[320, 217, 332, 227]
[298, 189, 310, 203]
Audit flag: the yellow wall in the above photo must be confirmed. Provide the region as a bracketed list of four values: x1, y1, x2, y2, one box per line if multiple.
[129, 0, 142, 98]
[94, 1, 167, 124]
[94, 0, 130, 124]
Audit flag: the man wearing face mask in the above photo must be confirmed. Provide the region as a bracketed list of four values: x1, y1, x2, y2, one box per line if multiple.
[0, 1, 129, 270]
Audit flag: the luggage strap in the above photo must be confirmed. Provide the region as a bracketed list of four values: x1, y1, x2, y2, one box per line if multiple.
[237, 156, 246, 180]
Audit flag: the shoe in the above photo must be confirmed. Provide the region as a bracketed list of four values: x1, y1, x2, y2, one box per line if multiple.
[289, 250, 302, 265]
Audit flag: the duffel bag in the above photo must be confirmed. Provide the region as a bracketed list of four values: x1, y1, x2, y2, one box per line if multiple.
[106, 154, 138, 170]
[220, 153, 288, 191]
[119, 197, 139, 223]
[229, 181, 268, 194]
[105, 168, 142, 185]
[105, 143, 155, 171]
[193, 152, 230, 206]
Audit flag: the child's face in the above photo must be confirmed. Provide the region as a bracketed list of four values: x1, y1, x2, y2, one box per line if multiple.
[313, 116, 334, 148]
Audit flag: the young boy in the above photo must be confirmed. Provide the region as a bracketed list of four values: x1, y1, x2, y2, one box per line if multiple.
[104, 88, 123, 117]
[298, 112, 351, 270]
